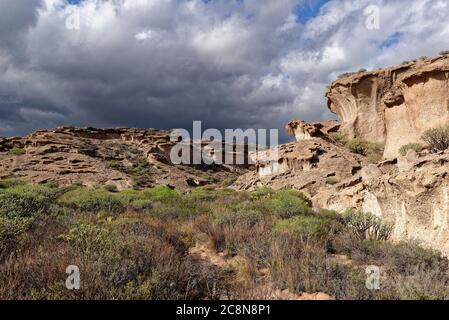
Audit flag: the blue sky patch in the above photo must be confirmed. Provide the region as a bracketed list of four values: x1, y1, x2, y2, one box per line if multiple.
[380, 32, 403, 50]
[294, 0, 330, 24]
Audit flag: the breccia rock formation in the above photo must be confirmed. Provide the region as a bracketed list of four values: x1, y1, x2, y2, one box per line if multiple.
[0, 126, 248, 191]
[326, 54, 449, 158]
[233, 128, 449, 255]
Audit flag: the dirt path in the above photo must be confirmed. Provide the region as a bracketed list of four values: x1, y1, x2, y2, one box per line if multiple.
[189, 243, 333, 300]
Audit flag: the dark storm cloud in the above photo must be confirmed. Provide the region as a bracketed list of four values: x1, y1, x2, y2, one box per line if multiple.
[1, 0, 449, 141]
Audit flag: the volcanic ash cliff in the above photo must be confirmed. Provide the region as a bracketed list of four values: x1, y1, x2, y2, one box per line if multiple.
[235, 54, 449, 255]
[326, 54, 449, 158]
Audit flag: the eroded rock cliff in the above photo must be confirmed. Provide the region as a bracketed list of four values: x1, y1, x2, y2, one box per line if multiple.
[233, 131, 449, 255]
[321, 150, 449, 256]
[0, 126, 248, 191]
[326, 54, 449, 158]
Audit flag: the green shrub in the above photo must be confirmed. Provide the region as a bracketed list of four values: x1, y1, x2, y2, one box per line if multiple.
[129, 160, 154, 189]
[250, 186, 276, 200]
[116, 189, 146, 205]
[187, 187, 218, 201]
[59, 221, 114, 257]
[346, 138, 371, 155]
[214, 209, 265, 228]
[144, 186, 180, 203]
[346, 138, 383, 162]
[8, 147, 26, 156]
[242, 189, 313, 219]
[274, 215, 334, 238]
[0, 177, 26, 189]
[130, 199, 154, 211]
[150, 202, 205, 219]
[58, 188, 125, 213]
[264, 189, 313, 219]
[0, 216, 32, 257]
[344, 239, 448, 276]
[104, 184, 118, 193]
[399, 143, 422, 156]
[421, 126, 449, 152]
[329, 132, 348, 145]
[343, 210, 392, 241]
[0, 184, 56, 218]
[383, 242, 448, 274]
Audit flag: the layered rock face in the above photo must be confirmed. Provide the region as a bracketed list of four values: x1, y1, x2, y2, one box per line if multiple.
[233, 132, 449, 254]
[0, 127, 248, 191]
[326, 55, 449, 158]
[321, 150, 449, 256]
[232, 137, 364, 203]
[233, 54, 449, 255]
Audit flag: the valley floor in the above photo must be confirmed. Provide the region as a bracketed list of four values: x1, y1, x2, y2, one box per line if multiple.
[1, 179, 448, 300]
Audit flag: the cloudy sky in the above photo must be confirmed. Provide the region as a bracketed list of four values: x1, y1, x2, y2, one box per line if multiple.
[1, 0, 449, 141]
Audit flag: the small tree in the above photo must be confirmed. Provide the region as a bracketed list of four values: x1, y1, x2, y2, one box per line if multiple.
[343, 210, 392, 241]
[421, 126, 449, 152]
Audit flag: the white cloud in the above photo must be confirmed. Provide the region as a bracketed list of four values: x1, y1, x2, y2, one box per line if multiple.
[0, 0, 449, 141]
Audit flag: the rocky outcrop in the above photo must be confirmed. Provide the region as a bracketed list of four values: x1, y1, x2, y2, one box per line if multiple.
[286, 119, 340, 141]
[232, 138, 363, 201]
[326, 54, 449, 158]
[0, 126, 248, 191]
[319, 149, 449, 256]
[233, 113, 449, 255]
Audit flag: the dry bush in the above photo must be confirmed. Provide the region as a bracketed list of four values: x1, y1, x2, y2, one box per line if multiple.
[0, 213, 231, 300]
[2, 181, 449, 300]
[421, 126, 449, 152]
[269, 233, 371, 299]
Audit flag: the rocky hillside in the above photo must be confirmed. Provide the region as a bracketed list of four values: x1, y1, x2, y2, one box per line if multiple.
[326, 53, 449, 158]
[0, 126, 248, 191]
[233, 119, 449, 256]
[234, 53, 449, 256]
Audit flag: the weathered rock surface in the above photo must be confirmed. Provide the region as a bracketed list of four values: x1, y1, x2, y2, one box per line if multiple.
[286, 119, 340, 141]
[326, 54, 449, 158]
[321, 150, 449, 256]
[0, 126, 248, 191]
[232, 137, 364, 202]
[234, 131, 449, 255]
